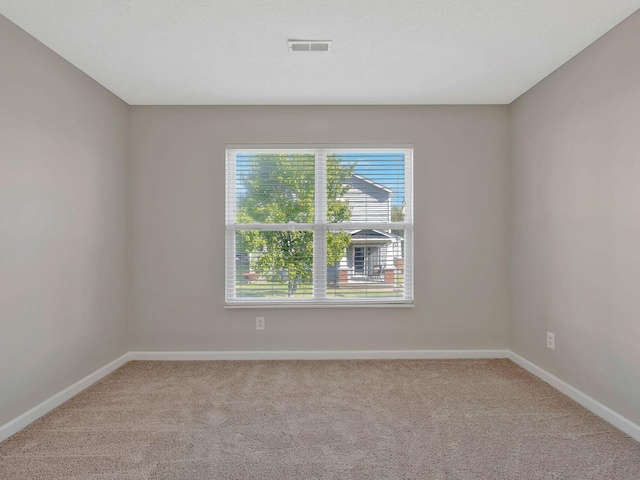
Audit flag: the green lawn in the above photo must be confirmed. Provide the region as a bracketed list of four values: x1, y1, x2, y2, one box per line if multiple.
[235, 282, 402, 298]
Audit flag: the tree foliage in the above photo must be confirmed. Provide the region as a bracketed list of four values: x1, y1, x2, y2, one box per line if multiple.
[390, 205, 404, 222]
[237, 154, 353, 296]
[390, 204, 404, 237]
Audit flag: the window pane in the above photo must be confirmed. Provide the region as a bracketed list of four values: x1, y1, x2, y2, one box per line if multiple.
[235, 230, 313, 299]
[226, 147, 412, 306]
[327, 152, 405, 224]
[327, 229, 406, 299]
[235, 153, 315, 224]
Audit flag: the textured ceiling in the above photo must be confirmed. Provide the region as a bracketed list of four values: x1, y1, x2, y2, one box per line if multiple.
[1, 1, 639, 105]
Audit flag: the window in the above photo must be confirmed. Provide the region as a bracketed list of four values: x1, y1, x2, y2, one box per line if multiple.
[225, 146, 413, 306]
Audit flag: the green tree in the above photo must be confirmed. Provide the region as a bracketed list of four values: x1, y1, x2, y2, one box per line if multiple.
[391, 205, 404, 222]
[237, 154, 353, 296]
[391, 204, 404, 237]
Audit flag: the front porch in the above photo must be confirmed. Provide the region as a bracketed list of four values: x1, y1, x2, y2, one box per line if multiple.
[335, 266, 402, 286]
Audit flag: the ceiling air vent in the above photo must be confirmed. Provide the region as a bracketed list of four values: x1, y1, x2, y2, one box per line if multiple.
[288, 40, 332, 52]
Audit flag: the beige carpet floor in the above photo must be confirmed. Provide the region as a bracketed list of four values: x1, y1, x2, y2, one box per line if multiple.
[1, 359, 639, 479]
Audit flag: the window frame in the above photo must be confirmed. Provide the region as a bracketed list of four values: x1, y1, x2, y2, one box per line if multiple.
[225, 145, 414, 308]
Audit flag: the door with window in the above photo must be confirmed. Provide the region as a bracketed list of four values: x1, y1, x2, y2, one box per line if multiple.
[352, 246, 380, 276]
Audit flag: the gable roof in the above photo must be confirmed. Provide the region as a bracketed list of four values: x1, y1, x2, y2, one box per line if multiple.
[350, 174, 393, 195]
[350, 229, 403, 241]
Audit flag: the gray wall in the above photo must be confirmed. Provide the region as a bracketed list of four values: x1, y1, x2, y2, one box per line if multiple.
[510, 11, 640, 425]
[0, 16, 130, 426]
[4, 4, 638, 433]
[130, 105, 510, 351]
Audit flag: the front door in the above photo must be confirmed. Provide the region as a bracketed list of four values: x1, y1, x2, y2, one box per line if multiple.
[353, 246, 380, 276]
[353, 247, 366, 275]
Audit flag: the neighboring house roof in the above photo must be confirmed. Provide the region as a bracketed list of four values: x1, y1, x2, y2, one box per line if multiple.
[350, 229, 403, 242]
[350, 174, 393, 195]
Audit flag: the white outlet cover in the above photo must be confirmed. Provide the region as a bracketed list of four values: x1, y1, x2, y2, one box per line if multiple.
[547, 332, 555, 350]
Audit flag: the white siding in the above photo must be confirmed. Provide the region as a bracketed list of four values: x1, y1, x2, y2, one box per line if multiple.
[343, 176, 391, 223]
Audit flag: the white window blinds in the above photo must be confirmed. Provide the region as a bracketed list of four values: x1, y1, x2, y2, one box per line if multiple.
[226, 146, 413, 306]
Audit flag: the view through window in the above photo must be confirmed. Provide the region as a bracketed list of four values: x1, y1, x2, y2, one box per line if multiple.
[225, 147, 413, 306]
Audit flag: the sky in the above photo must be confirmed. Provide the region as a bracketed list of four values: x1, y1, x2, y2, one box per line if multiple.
[339, 152, 405, 207]
[235, 151, 406, 207]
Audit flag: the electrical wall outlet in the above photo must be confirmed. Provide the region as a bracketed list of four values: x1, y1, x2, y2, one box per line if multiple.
[547, 332, 555, 350]
[256, 317, 265, 330]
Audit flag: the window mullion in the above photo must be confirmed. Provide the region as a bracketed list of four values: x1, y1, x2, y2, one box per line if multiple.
[403, 225, 414, 301]
[403, 148, 413, 301]
[226, 150, 237, 300]
[314, 150, 327, 300]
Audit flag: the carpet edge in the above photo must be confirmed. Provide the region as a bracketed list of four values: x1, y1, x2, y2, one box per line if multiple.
[0, 352, 131, 443]
[509, 351, 640, 442]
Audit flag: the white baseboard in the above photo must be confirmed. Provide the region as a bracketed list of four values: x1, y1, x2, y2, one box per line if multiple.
[0, 349, 506, 443]
[509, 352, 640, 442]
[128, 349, 510, 361]
[2, 350, 638, 446]
[0, 353, 131, 443]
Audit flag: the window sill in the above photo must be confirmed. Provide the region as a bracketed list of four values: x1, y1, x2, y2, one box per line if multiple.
[225, 301, 414, 309]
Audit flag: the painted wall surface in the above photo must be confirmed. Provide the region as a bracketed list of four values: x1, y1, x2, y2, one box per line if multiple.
[4, 2, 639, 437]
[130, 105, 510, 352]
[510, 11, 640, 425]
[0, 16, 129, 426]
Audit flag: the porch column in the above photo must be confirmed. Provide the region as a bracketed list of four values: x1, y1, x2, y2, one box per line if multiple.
[384, 267, 396, 284]
[338, 267, 349, 285]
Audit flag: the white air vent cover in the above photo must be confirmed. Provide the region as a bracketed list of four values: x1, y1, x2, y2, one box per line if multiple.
[288, 40, 332, 52]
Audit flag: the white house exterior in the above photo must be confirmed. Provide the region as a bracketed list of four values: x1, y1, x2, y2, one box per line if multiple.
[332, 174, 404, 284]
[240, 173, 404, 285]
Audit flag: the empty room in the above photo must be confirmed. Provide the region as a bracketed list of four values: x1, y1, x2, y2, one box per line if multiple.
[1, 1, 639, 478]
